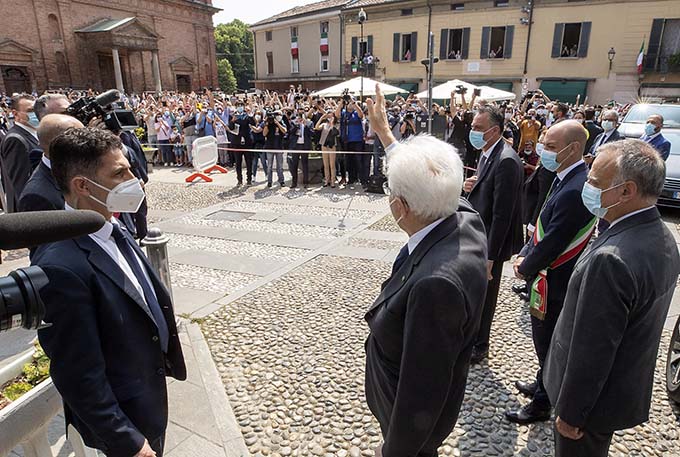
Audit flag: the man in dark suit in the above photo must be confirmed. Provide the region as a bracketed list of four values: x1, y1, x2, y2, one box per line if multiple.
[35, 128, 186, 457]
[364, 85, 488, 457]
[583, 108, 602, 156]
[0, 94, 38, 212]
[545, 139, 679, 457]
[18, 114, 83, 212]
[463, 106, 524, 363]
[288, 112, 313, 189]
[586, 110, 623, 160]
[506, 120, 596, 424]
[641, 114, 672, 160]
[30, 93, 70, 170]
[118, 129, 150, 240]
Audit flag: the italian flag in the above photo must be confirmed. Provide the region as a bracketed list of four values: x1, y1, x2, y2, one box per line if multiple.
[291, 36, 299, 57]
[320, 32, 329, 56]
[637, 41, 645, 74]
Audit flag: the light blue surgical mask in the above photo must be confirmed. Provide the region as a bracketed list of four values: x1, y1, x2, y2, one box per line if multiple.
[645, 123, 657, 136]
[27, 112, 39, 128]
[581, 181, 624, 219]
[469, 127, 495, 150]
[237, 106, 244, 113]
[601, 120, 615, 132]
[539, 143, 572, 172]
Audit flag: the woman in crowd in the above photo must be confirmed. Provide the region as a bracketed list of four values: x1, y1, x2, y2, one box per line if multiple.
[315, 112, 339, 187]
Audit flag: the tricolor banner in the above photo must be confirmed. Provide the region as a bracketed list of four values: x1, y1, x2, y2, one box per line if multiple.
[291, 36, 299, 57]
[637, 40, 645, 74]
[320, 32, 329, 56]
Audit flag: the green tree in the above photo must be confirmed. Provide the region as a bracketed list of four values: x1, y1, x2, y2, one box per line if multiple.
[214, 19, 254, 90]
[217, 58, 237, 93]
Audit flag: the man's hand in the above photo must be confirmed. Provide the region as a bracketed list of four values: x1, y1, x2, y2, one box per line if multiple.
[463, 175, 478, 193]
[134, 439, 156, 457]
[513, 256, 525, 280]
[556, 416, 584, 440]
[487, 260, 494, 281]
[87, 116, 107, 130]
[366, 84, 396, 148]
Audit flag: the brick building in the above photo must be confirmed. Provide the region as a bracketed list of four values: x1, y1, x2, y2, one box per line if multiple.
[0, 0, 221, 94]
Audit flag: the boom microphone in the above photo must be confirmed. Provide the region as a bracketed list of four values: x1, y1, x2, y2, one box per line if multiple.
[0, 210, 107, 250]
[94, 89, 121, 108]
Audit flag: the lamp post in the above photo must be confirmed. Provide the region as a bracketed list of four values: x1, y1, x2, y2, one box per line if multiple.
[358, 8, 367, 101]
[421, 32, 439, 134]
[608, 47, 616, 77]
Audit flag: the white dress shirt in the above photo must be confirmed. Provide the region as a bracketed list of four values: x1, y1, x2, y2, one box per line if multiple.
[609, 206, 655, 229]
[65, 204, 156, 303]
[407, 218, 446, 254]
[556, 159, 585, 182]
[481, 137, 503, 162]
[41, 155, 51, 169]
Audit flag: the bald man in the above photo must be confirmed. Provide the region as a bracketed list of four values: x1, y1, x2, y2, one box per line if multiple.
[29, 94, 71, 170]
[18, 114, 83, 213]
[641, 114, 671, 161]
[506, 120, 596, 424]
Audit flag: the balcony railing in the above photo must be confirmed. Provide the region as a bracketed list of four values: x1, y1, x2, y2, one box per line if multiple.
[646, 54, 680, 73]
[342, 63, 377, 78]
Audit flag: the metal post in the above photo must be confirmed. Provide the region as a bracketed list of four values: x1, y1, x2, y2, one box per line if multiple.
[427, 32, 435, 134]
[141, 228, 173, 300]
[360, 22, 364, 101]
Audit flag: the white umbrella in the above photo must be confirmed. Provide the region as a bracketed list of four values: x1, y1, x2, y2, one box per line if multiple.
[416, 79, 479, 100]
[478, 85, 517, 102]
[312, 77, 407, 98]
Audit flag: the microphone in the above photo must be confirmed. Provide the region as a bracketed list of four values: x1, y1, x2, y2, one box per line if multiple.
[94, 89, 121, 108]
[0, 210, 107, 250]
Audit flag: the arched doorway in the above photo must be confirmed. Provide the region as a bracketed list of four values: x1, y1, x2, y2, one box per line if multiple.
[1, 66, 31, 94]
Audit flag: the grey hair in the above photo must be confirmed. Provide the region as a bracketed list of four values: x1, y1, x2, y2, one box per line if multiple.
[34, 93, 68, 120]
[602, 109, 619, 122]
[386, 134, 463, 222]
[601, 139, 666, 200]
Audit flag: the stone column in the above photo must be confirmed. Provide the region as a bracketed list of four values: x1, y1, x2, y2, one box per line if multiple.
[151, 50, 162, 93]
[111, 47, 124, 93]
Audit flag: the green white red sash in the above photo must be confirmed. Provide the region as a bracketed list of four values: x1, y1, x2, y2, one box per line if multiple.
[528, 214, 596, 320]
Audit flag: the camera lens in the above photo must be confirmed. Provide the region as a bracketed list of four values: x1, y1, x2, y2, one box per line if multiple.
[0, 266, 48, 332]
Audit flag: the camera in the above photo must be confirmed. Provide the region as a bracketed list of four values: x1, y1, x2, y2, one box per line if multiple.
[0, 267, 48, 332]
[455, 85, 468, 95]
[65, 89, 138, 132]
[342, 88, 351, 103]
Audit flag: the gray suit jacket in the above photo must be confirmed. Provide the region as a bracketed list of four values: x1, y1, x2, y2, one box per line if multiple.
[544, 207, 680, 432]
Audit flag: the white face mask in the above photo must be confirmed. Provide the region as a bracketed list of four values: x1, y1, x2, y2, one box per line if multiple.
[85, 177, 145, 213]
[389, 197, 404, 227]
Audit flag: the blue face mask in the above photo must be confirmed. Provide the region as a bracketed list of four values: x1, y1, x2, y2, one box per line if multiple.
[539, 143, 572, 172]
[237, 106, 244, 113]
[27, 112, 39, 128]
[581, 182, 624, 218]
[469, 127, 494, 150]
[645, 123, 657, 136]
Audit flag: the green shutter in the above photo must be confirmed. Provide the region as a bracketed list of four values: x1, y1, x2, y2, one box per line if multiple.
[551, 24, 564, 58]
[480, 27, 490, 59]
[393, 33, 401, 62]
[577, 22, 591, 58]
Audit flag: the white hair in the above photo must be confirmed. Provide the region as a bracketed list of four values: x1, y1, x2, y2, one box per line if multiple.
[386, 134, 463, 222]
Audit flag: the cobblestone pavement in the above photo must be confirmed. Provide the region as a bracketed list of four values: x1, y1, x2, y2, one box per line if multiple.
[203, 254, 680, 457]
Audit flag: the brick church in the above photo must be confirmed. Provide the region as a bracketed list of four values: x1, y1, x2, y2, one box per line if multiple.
[0, 0, 220, 94]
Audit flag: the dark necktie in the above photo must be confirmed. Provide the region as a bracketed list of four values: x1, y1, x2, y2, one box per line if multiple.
[111, 224, 169, 352]
[476, 154, 488, 177]
[392, 244, 410, 275]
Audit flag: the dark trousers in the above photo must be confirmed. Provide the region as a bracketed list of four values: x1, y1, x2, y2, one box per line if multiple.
[158, 140, 173, 164]
[358, 151, 371, 184]
[475, 260, 504, 350]
[233, 146, 253, 184]
[345, 141, 364, 183]
[554, 427, 613, 457]
[290, 153, 309, 186]
[531, 299, 563, 408]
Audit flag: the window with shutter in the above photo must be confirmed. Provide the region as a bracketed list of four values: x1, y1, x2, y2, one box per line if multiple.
[393, 33, 401, 62]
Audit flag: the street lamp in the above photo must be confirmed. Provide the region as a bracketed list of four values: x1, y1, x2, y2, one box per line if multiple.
[358, 8, 367, 101]
[421, 32, 439, 134]
[608, 47, 616, 74]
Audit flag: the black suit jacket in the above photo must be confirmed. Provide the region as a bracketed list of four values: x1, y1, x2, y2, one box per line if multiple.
[364, 200, 488, 457]
[34, 227, 186, 457]
[0, 124, 39, 212]
[467, 139, 524, 262]
[588, 129, 623, 156]
[518, 162, 594, 306]
[545, 208, 680, 432]
[584, 121, 603, 155]
[288, 123, 314, 151]
[523, 165, 556, 226]
[18, 161, 64, 212]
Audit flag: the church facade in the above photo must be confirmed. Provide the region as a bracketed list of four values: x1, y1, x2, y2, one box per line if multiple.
[0, 0, 220, 94]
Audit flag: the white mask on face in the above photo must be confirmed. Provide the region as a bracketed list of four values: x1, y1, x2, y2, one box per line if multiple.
[389, 197, 404, 227]
[85, 177, 145, 213]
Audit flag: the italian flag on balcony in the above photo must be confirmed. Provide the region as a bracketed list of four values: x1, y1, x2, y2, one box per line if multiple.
[320, 33, 329, 56]
[291, 36, 299, 57]
[637, 40, 645, 74]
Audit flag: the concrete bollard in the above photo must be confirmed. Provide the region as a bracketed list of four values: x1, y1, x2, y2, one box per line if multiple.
[141, 228, 174, 301]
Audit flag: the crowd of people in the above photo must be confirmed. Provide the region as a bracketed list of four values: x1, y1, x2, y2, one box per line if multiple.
[0, 80, 677, 457]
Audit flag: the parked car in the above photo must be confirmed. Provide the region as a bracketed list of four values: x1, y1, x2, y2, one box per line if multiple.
[619, 104, 680, 207]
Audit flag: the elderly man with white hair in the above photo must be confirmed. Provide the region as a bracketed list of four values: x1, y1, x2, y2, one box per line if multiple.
[363, 85, 489, 457]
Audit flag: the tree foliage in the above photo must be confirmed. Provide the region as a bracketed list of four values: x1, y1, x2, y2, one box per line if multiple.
[215, 20, 254, 90]
[217, 58, 238, 93]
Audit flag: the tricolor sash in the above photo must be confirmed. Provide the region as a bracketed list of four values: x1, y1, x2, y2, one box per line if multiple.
[528, 214, 596, 320]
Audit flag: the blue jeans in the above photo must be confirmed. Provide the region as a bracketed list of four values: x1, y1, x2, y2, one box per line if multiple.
[266, 152, 284, 185]
[158, 139, 173, 164]
[251, 144, 268, 178]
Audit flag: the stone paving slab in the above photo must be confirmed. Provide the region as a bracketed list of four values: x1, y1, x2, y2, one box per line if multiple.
[172, 287, 225, 318]
[171, 249, 281, 277]
[319, 244, 393, 261]
[275, 213, 364, 230]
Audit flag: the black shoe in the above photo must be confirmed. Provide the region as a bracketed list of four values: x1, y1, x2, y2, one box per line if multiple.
[512, 284, 528, 295]
[505, 401, 551, 424]
[519, 292, 530, 302]
[267, 183, 272, 188]
[290, 184, 297, 189]
[515, 380, 537, 398]
[470, 346, 488, 364]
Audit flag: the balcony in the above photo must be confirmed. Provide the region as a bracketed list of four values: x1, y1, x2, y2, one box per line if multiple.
[342, 63, 377, 78]
[646, 54, 680, 73]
